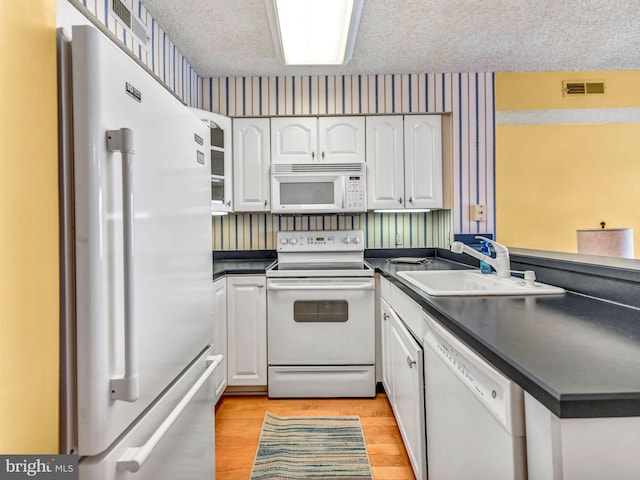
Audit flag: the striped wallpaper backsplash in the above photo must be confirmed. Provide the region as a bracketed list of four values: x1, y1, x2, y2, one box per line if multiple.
[212, 211, 452, 251]
[71, 0, 199, 107]
[201, 73, 495, 251]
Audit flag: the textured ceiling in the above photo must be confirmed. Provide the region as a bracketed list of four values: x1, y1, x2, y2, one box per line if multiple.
[141, 0, 640, 77]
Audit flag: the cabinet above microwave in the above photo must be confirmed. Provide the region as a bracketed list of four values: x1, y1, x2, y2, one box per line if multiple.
[271, 117, 365, 165]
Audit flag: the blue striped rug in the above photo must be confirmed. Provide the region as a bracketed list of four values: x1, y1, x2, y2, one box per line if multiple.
[250, 412, 373, 479]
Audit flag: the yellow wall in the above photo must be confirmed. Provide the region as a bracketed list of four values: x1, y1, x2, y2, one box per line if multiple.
[496, 71, 640, 257]
[0, 0, 60, 453]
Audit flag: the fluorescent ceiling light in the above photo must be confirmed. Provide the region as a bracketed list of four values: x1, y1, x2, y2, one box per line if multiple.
[373, 209, 432, 213]
[266, 0, 364, 65]
[211, 211, 229, 216]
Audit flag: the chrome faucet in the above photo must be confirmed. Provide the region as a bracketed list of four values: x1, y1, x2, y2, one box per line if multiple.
[450, 236, 511, 278]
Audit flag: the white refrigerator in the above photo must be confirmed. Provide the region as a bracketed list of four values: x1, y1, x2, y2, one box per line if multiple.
[58, 25, 221, 478]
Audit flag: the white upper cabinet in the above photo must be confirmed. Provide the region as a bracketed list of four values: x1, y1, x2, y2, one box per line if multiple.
[318, 117, 365, 163]
[190, 108, 233, 213]
[366, 116, 405, 210]
[367, 114, 443, 210]
[271, 116, 365, 164]
[404, 115, 443, 209]
[233, 118, 271, 212]
[270, 117, 317, 164]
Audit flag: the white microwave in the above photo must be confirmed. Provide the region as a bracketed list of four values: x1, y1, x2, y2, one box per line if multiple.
[271, 163, 366, 214]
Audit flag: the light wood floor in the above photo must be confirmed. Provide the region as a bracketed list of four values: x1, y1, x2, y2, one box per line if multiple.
[215, 392, 416, 480]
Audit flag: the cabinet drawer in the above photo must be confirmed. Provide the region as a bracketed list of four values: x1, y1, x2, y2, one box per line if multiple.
[379, 276, 392, 302]
[389, 283, 424, 342]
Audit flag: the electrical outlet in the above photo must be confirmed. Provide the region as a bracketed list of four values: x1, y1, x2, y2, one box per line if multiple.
[470, 204, 487, 221]
[395, 233, 403, 246]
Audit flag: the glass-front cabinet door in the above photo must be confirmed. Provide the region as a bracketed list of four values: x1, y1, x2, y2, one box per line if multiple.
[190, 108, 233, 213]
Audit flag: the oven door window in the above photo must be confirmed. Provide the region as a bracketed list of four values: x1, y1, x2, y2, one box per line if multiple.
[293, 300, 348, 322]
[280, 182, 335, 205]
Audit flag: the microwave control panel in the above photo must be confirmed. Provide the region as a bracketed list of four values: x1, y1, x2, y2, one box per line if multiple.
[346, 175, 366, 210]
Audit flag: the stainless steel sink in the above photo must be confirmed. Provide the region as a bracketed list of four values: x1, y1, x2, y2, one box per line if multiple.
[396, 270, 565, 296]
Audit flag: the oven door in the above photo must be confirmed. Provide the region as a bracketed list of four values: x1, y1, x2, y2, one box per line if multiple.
[270, 173, 345, 213]
[266, 277, 375, 365]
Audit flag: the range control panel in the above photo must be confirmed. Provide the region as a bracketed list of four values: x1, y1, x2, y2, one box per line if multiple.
[277, 230, 365, 252]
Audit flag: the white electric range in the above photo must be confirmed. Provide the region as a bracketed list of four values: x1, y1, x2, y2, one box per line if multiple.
[266, 230, 376, 397]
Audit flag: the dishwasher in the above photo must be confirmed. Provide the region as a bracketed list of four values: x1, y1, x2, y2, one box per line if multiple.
[423, 312, 526, 480]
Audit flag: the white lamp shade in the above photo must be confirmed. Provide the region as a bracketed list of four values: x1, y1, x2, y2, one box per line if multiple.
[576, 228, 635, 259]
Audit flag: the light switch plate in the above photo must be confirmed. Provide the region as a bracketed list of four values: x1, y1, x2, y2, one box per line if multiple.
[470, 204, 486, 221]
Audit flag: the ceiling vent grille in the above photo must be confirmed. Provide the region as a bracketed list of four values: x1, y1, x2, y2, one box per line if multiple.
[563, 80, 606, 96]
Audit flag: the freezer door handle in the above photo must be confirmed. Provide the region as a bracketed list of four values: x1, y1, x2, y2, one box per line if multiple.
[116, 354, 223, 473]
[107, 128, 140, 402]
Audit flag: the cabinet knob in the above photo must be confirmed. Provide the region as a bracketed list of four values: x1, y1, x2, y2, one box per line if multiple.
[409, 197, 413, 204]
[264, 199, 268, 207]
[383, 312, 389, 321]
[225, 200, 231, 207]
[406, 356, 416, 368]
[322, 151, 325, 159]
[257, 285, 265, 288]
[311, 152, 315, 159]
[399, 197, 403, 204]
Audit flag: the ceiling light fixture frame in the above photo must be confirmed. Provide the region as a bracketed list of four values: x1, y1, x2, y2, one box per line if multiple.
[265, 0, 365, 66]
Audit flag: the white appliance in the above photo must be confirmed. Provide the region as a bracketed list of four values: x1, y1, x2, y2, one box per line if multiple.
[58, 25, 221, 478]
[423, 313, 526, 480]
[270, 163, 366, 214]
[266, 230, 375, 397]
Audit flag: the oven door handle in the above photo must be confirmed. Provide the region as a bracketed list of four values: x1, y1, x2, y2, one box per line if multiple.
[268, 282, 374, 291]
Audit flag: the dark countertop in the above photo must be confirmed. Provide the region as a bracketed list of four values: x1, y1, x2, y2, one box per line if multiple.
[213, 259, 275, 280]
[212, 255, 640, 418]
[368, 258, 640, 419]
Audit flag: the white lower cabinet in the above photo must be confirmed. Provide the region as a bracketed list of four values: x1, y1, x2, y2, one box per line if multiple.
[227, 275, 267, 386]
[381, 299, 393, 395]
[525, 392, 640, 480]
[381, 297, 427, 480]
[212, 277, 227, 402]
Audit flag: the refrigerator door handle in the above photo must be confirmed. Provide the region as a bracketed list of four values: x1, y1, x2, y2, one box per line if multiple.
[107, 128, 140, 402]
[117, 354, 223, 473]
